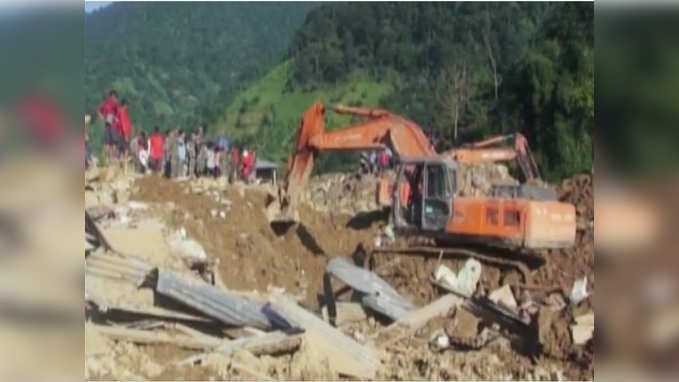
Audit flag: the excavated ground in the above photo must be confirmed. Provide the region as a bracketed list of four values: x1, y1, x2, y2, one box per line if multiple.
[86, 168, 594, 380]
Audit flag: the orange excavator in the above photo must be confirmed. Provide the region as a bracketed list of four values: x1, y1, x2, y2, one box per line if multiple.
[269, 101, 575, 251]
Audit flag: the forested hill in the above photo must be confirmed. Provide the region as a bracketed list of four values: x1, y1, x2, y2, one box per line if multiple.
[85, 2, 315, 137]
[219, 2, 593, 180]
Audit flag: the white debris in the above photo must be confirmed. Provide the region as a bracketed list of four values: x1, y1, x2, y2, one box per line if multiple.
[210, 209, 217, 218]
[570, 311, 594, 345]
[126, 201, 149, 210]
[434, 259, 482, 297]
[489, 285, 518, 311]
[167, 230, 207, 261]
[569, 276, 589, 305]
[219, 210, 226, 219]
[429, 330, 450, 351]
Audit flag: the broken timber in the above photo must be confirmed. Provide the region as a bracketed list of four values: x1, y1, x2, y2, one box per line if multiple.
[269, 291, 379, 379]
[155, 269, 294, 330]
[374, 293, 463, 347]
[92, 324, 222, 350]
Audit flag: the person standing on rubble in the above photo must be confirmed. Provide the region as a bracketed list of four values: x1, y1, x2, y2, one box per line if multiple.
[206, 142, 216, 178]
[241, 148, 256, 184]
[230, 144, 241, 183]
[97, 90, 119, 164]
[164, 129, 177, 178]
[186, 130, 197, 177]
[116, 99, 133, 171]
[196, 140, 207, 177]
[175, 129, 187, 178]
[148, 126, 164, 173]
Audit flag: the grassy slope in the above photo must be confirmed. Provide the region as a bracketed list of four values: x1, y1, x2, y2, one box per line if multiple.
[213, 60, 394, 168]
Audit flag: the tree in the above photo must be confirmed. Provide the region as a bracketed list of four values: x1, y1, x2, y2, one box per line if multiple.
[438, 62, 472, 142]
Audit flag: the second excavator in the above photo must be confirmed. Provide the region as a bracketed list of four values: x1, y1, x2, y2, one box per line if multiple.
[267, 101, 575, 253]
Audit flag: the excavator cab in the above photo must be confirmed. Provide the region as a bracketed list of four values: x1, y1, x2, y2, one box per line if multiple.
[392, 158, 456, 233]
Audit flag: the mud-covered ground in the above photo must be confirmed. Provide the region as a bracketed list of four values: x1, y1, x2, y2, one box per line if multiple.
[85, 168, 594, 380]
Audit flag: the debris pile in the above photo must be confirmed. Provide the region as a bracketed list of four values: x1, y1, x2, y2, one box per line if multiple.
[85, 166, 593, 380]
[302, 172, 381, 215]
[456, 163, 519, 197]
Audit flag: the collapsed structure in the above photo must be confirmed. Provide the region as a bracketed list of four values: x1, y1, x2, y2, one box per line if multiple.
[84, 103, 593, 380]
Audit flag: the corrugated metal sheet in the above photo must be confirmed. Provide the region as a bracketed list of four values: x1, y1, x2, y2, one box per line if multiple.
[86, 252, 153, 286]
[156, 269, 293, 330]
[326, 257, 416, 320]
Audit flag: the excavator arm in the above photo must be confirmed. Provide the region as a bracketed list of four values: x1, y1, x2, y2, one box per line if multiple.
[270, 101, 436, 223]
[447, 133, 541, 182]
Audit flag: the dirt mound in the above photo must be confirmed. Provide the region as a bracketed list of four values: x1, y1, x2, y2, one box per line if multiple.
[132, 175, 382, 307]
[87, 167, 593, 381]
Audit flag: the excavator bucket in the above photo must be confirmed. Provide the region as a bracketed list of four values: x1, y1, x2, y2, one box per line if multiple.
[266, 102, 326, 225]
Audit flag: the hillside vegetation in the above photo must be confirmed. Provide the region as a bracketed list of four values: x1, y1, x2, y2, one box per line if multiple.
[218, 2, 593, 179]
[85, 2, 315, 147]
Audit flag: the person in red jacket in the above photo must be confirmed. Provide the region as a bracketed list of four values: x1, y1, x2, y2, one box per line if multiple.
[97, 90, 119, 163]
[241, 149, 256, 184]
[116, 99, 132, 166]
[149, 126, 164, 173]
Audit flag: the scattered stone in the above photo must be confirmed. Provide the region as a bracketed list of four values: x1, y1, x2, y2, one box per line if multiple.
[571, 311, 594, 345]
[569, 276, 589, 304]
[489, 284, 518, 311]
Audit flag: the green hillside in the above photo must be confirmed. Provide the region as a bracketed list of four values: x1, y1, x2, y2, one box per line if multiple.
[215, 2, 594, 179]
[215, 60, 394, 169]
[85, 2, 315, 152]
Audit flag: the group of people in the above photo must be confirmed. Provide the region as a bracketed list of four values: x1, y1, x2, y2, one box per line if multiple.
[96, 90, 132, 165]
[131, 126, 257, 183]
[359, 148, 393, 175]
[87, 89, 258, 183]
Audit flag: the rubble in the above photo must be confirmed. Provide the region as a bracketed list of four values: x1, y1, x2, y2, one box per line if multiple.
[84, 166, 594, 380]
[570, 312, 594, 345]
[569, 276, 589, 305]
[489, 284, 518, 312]
[433, 259, 482, 297]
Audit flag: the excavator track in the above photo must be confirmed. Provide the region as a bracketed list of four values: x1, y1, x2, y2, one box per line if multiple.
[370, 245, 535, 283]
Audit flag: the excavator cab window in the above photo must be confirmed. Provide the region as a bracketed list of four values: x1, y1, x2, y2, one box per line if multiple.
[421, 163, 451, 231]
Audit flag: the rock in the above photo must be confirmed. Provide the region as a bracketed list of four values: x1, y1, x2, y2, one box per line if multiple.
[569, 276, 589, 304]
[168, 230, 207, 261]
[489, 284, 518, 311]
[571, 311, 594, 345]
[433, 259, 482, 297]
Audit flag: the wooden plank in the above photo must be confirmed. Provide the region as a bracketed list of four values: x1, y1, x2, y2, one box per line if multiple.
[374, 293, 462, 347]
[92, 324, 223, 350]
[216, 330, 302, 356]
[177, 331, 303, 367]
[269, 292, 378, 379]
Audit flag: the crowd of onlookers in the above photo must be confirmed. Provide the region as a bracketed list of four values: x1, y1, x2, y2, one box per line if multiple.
[85, 89, 257, 183]
[359, 147, 393, 175]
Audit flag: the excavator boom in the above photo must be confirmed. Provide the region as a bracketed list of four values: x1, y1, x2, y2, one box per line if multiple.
[272, 101, 436, 223]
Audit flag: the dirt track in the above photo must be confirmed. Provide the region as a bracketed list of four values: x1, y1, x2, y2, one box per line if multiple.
[86, 168, 594, 380]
